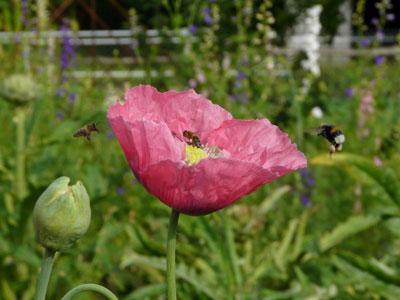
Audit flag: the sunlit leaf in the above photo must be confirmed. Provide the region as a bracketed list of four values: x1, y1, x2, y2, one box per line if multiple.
[320, 215, 380, 252]
[311, 153, 400, 207]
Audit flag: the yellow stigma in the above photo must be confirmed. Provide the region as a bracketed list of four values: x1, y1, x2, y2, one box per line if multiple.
[185, 145, 208, 166]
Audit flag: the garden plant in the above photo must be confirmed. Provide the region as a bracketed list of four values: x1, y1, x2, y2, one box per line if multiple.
[1, 0, 400, 299]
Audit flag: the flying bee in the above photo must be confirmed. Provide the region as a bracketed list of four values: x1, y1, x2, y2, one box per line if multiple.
[183, 130, 203, 148]
[73, 122, 99, 141]
[315, 124, 345, 155]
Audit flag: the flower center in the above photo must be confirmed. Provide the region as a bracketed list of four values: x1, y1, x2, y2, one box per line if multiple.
[185, 145, 209, 166]
[182, 130, 223, 166]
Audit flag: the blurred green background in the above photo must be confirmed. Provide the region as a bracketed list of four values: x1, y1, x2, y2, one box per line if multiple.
[1, 0, 400, 299]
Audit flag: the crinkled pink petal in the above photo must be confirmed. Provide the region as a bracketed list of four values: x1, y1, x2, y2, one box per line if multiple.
[108, 85, 232, 140]
[140, 158, 276, 215]
[205, 119, 307, 171]
[108, 117, 184, 175]
[108, 85, 308, 215]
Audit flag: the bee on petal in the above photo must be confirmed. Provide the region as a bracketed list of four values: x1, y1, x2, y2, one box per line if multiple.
[183, 130, 203, 148]
[73, 123, 99, 141]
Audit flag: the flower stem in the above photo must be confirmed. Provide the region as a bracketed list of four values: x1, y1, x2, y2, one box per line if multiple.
[15, 107, 27, 200]
[34, 248, 56, 300]
[61, 284, 118, 300]
[166, 209, 180, 300]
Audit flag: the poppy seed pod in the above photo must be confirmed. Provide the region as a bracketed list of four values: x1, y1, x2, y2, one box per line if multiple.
[0, 74, 38, 105]
[33, 177, 91, 251]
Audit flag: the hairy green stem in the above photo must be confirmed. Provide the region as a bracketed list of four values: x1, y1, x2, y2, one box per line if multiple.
[34, 248, 56, 300]
[166, 209, 180, 300]
[61, 284, 118, 300]
[223, 212, 242, 295]
[15, 107, 27, 200]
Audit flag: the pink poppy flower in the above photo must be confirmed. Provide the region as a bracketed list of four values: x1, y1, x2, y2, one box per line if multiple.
[108, 85, 307, 215]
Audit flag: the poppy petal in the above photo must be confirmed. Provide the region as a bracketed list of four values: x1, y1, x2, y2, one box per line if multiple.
[141, 157, 289, 215]
[108, 116, 184, 175]
[110, 85, 232, 140]
[205, 119, 307, 171]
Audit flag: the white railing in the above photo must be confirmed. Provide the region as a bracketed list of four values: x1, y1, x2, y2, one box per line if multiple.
[0, 30, 398, 78]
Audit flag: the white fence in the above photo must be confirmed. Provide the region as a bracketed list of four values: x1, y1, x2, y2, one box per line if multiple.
[0, 29, 398, 78]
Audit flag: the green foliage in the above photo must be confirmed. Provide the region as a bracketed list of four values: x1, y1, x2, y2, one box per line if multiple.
[1, 1, 400, 299]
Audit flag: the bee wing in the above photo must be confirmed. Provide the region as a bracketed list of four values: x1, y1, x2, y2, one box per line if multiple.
[73, 129, 84, 137]
[304, 127, 321, 135]
[88, 123, 99, 132]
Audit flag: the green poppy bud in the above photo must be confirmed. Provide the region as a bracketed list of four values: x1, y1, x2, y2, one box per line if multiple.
[0, 74, 39, 105]
[33, 177, 91, 251]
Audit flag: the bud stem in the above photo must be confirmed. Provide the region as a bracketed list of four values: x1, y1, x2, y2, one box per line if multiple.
[15, 107, 27, 200]
[166, 209, 180, 300]
[61, 284, 118, 300]
[35, 248, 56, 300]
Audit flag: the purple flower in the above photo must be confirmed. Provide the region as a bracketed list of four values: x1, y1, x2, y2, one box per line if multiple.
[387, 14, 395, 21]
[300, 168, 315, 187]
[60, 19, 76, 76]
[299, 168, 310, 178]
[68, 92, 77, 103]
[21, 0, 29, 28]
[188, 24, 198, 34]
[373, 156, 383, 167]
[56, 111, 65, 120]
[234, 71, 246, 88]
[58, 19, 78, 104]
[106, 131, 114, 140]
[375, 55, 384, 65]
[203, 8, 213, 26]
[306, 177, 316, 186]
[300, 193, 311, 207]
[55, 88, 65, 97]
[345, 88, 354, 98]
[229, 93, 249, 103]
[361, 38, 371, 48]
[299, 168, 315, 206]
[14, 33, 22, 44]
[372, 18, 379, 26]
[116, 187, 125, 195]
[188, 79, 197, 88]
[236, 71, 246, 81]
[376, 30, 384, 42]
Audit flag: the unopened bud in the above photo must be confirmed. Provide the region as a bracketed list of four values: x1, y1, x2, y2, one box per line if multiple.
[33, 177, 91, 251]
[0, 74, 38, 105]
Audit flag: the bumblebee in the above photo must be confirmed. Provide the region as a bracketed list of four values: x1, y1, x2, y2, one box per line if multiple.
[183, 130, 203, 148]
[73, 122, 99, 141]
[316, 124, 345, 155]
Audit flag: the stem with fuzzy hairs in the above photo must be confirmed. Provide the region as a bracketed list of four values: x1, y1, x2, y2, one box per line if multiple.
[166, 209, 180, 300]
[15, 107, 27, 200]
[34, 248, 56, 300]
[61, 284, 118, 300]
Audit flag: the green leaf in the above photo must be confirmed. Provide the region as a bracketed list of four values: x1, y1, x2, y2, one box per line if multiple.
[339, 252, 400, 286]
[244, 185, 291, 231]
[46, 120, 80, 144]
[83, 165, 108, 199]
[332, 256, 400, 299]
[274, 218, 298, 271]
[123, 283, 166, 300]
[311, 153, 400, 207]
[124, 223, 164, 256]
[0, 279, 17, 300]
[319, 214, 380, 252]
[120, 253, 218, 299]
